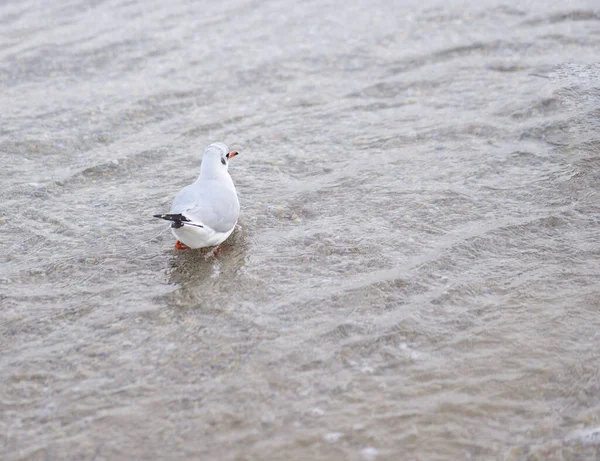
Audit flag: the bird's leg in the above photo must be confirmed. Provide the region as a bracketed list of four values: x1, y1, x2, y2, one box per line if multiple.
[175, 240, 189, 250]
[204, 245, 227, 260]
[214, 245, 229, 256]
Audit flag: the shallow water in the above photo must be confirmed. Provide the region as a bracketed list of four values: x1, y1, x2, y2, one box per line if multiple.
[1, 1, 600, 460]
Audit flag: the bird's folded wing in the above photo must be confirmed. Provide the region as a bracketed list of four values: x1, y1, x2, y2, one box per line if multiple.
[169, 182, 239, 233]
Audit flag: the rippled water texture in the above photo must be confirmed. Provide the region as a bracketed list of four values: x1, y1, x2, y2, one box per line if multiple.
[1, 1, 600, 459]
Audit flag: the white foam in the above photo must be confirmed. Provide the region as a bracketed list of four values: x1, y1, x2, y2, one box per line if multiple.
[323, 432, 344, 443]
[567, 427, 600, 446]
[361, 447, 379, 460]
[309, 407, 325, 417]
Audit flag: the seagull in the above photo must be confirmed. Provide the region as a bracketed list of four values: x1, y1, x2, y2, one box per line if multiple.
[154, 142, 240, 250]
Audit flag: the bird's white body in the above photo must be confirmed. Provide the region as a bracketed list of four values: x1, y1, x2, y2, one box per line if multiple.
[171, 222, 235, 249]
[157, 142, 240, 249]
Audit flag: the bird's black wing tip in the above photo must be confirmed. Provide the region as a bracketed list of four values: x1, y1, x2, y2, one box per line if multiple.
[153, 213, 191, 222]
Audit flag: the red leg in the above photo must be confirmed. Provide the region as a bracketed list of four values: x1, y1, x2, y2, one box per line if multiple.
[213, 245, 228, 256]
[175, 240, 189, 250]
[204, 245, 227, 260]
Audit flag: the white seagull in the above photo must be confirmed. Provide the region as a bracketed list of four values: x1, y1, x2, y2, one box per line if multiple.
[154, 142, 240, 250]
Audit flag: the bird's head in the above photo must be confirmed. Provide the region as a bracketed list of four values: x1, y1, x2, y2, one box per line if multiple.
[201, 142, 239, 176]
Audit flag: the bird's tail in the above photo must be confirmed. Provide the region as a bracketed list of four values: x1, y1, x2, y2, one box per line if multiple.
[153, 213, 204, 229]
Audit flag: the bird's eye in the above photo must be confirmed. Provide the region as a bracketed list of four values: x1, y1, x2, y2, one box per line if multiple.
[221, 157, 226, 165]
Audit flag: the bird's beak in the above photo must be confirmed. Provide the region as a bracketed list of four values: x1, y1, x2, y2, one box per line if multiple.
[226, 151, 239, 159]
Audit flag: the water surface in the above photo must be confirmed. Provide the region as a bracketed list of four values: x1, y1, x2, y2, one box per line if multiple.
[1, 1, 600, 459]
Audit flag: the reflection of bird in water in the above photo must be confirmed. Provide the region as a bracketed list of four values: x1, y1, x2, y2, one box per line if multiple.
[166, 224, 247, 291]
[154, 142, 240, 254]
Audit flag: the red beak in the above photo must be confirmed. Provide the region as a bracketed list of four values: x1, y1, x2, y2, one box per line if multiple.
[227, 151, 239, 159]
